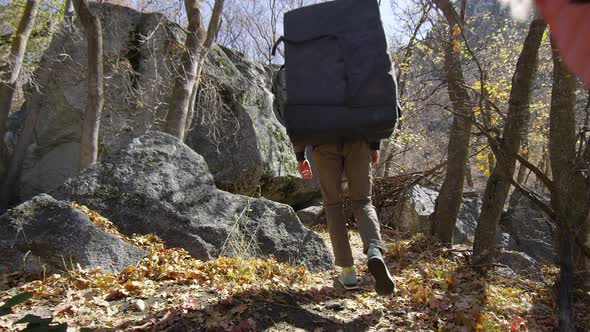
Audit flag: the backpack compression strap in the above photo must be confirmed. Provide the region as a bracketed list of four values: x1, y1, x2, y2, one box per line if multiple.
[271, 35, 338, 57]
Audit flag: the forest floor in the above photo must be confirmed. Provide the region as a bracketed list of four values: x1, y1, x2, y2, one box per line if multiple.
[1, 205, 589, 331]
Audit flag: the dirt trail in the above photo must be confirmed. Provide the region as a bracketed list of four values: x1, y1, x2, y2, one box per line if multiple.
[150, 231, 394, 332]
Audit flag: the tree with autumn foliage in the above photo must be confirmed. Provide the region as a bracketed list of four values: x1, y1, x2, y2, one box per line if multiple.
[428, 0, 474, 246]
[472, 17, 546, 271]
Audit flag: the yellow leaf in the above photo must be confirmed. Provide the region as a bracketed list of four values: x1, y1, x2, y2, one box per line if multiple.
[452, 24, 462, 36]
[125, 279, 140, 291]
[452, 40, 461, 53]
[445, 275, 454, 286]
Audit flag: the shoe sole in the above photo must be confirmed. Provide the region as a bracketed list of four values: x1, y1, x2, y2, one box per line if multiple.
[338, 278, 359, 290]
[341, 283, 360, 290]
[368, 256, 395, 295]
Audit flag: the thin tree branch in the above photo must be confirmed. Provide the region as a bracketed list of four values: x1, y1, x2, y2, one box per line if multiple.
[203, 0, 225, 50]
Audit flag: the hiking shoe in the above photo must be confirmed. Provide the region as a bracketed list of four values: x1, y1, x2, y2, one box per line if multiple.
[338, 266, 359, 290]
[367, 243, 395, 295]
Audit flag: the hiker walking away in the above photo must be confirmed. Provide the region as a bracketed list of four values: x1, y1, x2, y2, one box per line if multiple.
[295, 141, 395, 295]
[276, 0, 398, 295]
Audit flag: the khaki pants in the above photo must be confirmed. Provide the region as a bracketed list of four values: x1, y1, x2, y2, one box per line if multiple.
[312, 141, 384, 267]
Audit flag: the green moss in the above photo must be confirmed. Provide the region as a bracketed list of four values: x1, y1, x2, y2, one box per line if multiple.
[213, 52, 229, 67]
[272, 129, 286, 142]
[98, 142, 110, 159]
[94, 184, 122, 201]
[258, 174, 299, 203]
[284, 159, 298, 174]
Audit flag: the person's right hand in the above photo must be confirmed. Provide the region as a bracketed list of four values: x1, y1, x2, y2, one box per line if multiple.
[298, 160, 313, 179]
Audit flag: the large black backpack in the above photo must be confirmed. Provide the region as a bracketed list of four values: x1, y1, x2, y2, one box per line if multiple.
[273, 0, 399, 146]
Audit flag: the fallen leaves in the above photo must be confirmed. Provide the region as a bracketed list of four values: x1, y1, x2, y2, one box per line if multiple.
[379, 233, 569, 331]
[510, 315, 527, 331]
[0, 209, 587, 331]
[1, 205, 318, 331]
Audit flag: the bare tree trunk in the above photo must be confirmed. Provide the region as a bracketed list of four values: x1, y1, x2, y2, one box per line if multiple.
[184, 0, 224, 139]
[429, 0, 473, 246]
[544, 158, 552, 181]
[384, 149, 398, 177]
[73, 0, 104, 169]
[542, 145, 553, 179]
[549, 40, 589, 330]
[582, 210, 590, 287]
[376, 140, 390, 177]
[486, 149, 495, 171]
[585, 90, 590, 131]
[65, 0, 75, 28]
[202, 0, 225, 51]
[581, 136, 590, 284]
[164, 0, 203, 141]
[472, 18, 546, 271]
[164, 0, 224, 141]
[516, 133, 529, 185]
[397, 1, 432, 101]
[465, 159, 474, 188]
[0, 0, 40, 154]
[0, 99, 40, 208]
[184, 83, 199, 138]
[558, 222, 576, 332]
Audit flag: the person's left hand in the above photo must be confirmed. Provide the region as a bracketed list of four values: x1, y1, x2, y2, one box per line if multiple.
[370, 150, 379, 166]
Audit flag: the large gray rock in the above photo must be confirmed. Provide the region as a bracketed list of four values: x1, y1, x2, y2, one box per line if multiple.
[186, 46, 319, 205]
[496, 249, 539, 278]
[384, 184, 481, 244]
[20, 142, 81, 198]
[387, 185, 436, 234]
[456, 193, 482, 244]
[15, 4, 181, 200]
[13, 3, 317, 206]
[500, 190, 557, 264]
[0, 194, 145, 274]
[52, 132, 333, 272]
[296, 206, 325, 226]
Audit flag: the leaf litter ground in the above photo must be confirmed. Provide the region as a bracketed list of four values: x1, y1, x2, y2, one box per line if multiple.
[1, 204, 589, 331]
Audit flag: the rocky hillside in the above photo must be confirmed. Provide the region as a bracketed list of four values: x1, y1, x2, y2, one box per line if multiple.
[6, 3, 316, 207]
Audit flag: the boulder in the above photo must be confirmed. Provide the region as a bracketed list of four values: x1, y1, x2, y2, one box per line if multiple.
[20, 142, 81, 198]
[185, 46, 319, 205]
[500, 190, 556, 264]
[52, 132, 333, 272]
[384, 184, 481, 244]
[15, 4, 182, 200]
[496, 249, 539, 277]
[296, 206, 325, 226]
[0, 194, 145, 274]
[495, 231, 517, 248]
[387, 185, 436, 234]
[455, 193, 482, 244]
[12, 3, 317, 206]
